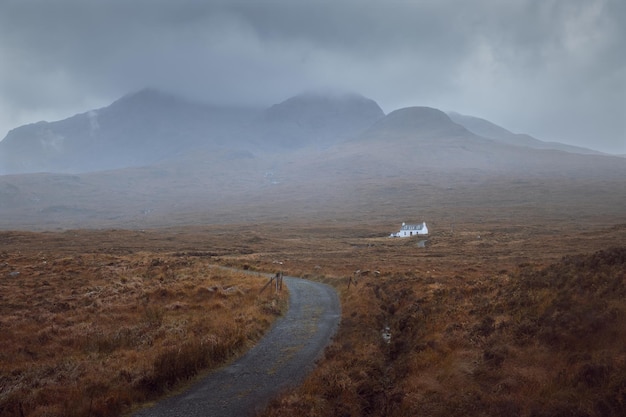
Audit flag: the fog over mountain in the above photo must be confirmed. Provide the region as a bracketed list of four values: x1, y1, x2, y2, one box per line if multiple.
[0, 90, 261, 174]
[1, 1, 624, 155]
[0, 89, 624, 230]
[0, 89, 611, 176]
[447, 112, 602, 155]
[249, 92, 384, 150]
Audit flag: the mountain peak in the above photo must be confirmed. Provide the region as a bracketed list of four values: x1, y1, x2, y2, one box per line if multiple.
[264, 92, 384, 123]
[385, 106, 454, 128]
[361, 106, 470, 140]
[252, 92, 385, 149]
[110, 88, 185, 110]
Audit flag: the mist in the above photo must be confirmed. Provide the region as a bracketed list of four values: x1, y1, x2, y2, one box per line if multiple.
[0, 0, 625, 154]
[0, 89, 624, 230]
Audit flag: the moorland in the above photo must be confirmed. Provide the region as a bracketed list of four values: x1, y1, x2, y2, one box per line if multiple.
[1, 172, 625, 416]
[1, 90, 625, 416]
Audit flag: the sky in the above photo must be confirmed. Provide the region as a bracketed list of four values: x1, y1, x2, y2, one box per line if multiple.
[0, 0, 624, 154]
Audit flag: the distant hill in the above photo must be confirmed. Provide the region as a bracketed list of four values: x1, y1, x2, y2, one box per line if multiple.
[339, 106, 525, 171]
[1, 97, 625, 230]
[0, 90, 385, 174]
[0, 89, 260, 174]
[287, 105, 626, 189]
[247, 92, 384, 150]
[361, 107, 469, 140]
[1, 89, 607, 177]
[2, 90, 625, 230]
[448, 112, 602, 155]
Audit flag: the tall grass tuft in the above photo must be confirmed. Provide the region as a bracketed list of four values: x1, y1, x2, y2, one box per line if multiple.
[0, 251, 287, 417]
[259, 247, 626, 417]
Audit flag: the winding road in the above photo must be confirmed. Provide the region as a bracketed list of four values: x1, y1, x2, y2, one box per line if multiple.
[133, 276, 341, 417]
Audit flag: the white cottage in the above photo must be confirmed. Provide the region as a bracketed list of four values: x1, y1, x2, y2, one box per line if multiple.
[390, 222, 429, 237]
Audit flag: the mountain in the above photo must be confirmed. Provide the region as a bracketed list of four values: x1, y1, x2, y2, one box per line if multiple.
[247, 92, 384, 150]
[447, 112, 602, 155]
[337, 106, 515, 170]
[359, 106, 474, 141]
[1, 97, 625, 230]
[302, 106, 626, 180]
[0, 89, 260, 174]
[0, 90, 385, 175]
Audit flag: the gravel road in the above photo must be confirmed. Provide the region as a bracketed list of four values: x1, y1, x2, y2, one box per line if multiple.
[132, 276, 341, 417]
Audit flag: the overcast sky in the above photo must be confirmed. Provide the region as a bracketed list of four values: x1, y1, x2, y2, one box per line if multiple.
[1, 0, 624, 153]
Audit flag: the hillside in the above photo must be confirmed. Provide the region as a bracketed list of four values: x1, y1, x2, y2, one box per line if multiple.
[0, 89, 260, 174]
[362, 106, 470, 140]
[448, 111, 602, 155]
[248, 92, 384, 150]
[313, 106, 625, 175]
[0, 90, 384, 175]
[0, 129, 624, 231]
[0, 90, 625, 230]
[2, 89, 607, 177]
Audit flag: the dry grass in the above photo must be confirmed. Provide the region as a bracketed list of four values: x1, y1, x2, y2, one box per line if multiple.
[0, 244, 287, 417]
[255, 224, 626, 417]
[1, 174, 626, 417]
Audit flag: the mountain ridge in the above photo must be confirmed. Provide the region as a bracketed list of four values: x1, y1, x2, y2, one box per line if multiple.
[0, 89, 625, 229]
[0, 89, 262, 174]
[357, 106, 478, 142]
[247, 91, 384, 150]
[0, 89, 387, 174]
[447, 111, 602, 155]
[0, 89, 607, 176]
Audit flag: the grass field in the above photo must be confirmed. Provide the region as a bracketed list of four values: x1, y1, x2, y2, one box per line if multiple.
[1, 173, 625, 417]
[0, 236, 287, 417]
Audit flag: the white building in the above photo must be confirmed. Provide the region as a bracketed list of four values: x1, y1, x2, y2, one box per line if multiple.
[390, 222, 429, 237]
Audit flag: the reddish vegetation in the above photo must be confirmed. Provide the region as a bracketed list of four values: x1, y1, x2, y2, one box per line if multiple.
[0, 241, 287, 417]
[255, 230, 626, 417]
[260, 248, 626, 417]
[1, 199, 625, 417]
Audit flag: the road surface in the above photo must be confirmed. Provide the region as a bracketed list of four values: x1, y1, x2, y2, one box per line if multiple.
[133, 276, 341, 417]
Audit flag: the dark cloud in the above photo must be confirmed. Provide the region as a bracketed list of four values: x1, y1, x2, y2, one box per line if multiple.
[1, 0, 624, 153]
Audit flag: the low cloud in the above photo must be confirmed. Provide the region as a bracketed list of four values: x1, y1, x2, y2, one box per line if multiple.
[0, 0, 624, 153]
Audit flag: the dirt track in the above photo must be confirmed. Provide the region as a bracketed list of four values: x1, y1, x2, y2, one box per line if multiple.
[132, 276, 341, 417]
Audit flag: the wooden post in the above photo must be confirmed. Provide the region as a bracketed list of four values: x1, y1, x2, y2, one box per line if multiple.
[348, 270, 360, 289]
[260, 271, 284, 294]
[259, 276, 274, 294]
[274, 271, 283, 293]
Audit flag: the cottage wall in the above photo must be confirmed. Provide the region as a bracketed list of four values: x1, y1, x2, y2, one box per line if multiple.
[392, 222, 428, 237]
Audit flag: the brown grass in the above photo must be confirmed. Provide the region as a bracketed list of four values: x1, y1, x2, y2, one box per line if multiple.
[252, 224, 626, 417]
[1, 175, 626, 417]
[0, 245, 287, 417]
